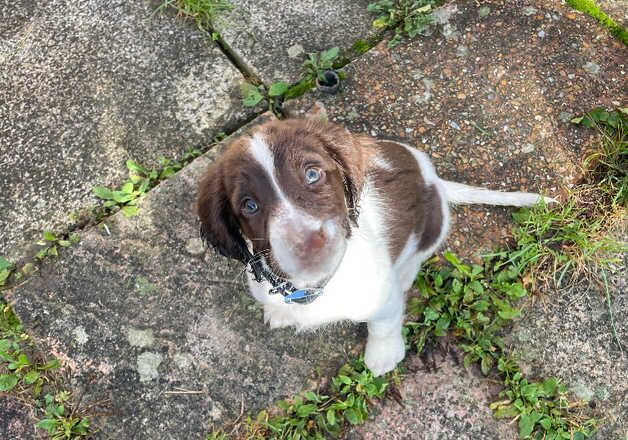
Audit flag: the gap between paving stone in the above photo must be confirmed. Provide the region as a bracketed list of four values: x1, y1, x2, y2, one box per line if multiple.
[6, 113, 365, 439]
[213, 0, 378, 84]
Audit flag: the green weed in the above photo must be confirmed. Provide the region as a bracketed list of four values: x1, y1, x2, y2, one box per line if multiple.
[572, 107, 627, 207]
[407, 254, 597, 439]
[241, 47, 342, 109]
[35, 391, 91, 439]
[500, 198, 625, 288]
[0, 301, 59, 395]
[93, 149, 202, 217]
[566, 0, 628, 45]
[244, 358, 389, 439]
[34, 231, 80, 262]
[0, 256, 12, 287]
[367, 0, 438, 47]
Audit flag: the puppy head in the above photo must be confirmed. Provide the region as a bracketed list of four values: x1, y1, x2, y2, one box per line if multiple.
[197, 118, 366, 287]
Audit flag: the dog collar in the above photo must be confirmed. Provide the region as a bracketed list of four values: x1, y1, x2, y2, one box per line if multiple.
[247, 257, 325, 305]
[268, 281, 324, 304]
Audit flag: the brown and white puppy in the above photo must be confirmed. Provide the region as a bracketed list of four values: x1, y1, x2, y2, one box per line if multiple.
[197, 118, 551, 375]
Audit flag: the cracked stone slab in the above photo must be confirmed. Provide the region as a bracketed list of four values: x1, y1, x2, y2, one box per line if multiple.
[0, 0, 255, 261]
[288, 0, 626, 259]
[6, 114, 363, 439]
[214, 0, 377, 83]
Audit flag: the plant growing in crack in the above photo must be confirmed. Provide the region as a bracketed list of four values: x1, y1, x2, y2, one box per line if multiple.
[368, 0, 438, 47]
[36, 391, 91, 439]
[93, 149, 202, 217]
[35, 231, 80, 261]
[241, 47, 342, 111]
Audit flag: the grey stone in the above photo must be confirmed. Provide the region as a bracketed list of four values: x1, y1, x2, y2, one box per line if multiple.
[583, 61, 601, 75]
[0, 0, 254, 261]
[214, 0, 376, 83]
[7, 114, 362, 439]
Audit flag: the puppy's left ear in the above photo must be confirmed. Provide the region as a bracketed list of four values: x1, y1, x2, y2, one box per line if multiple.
[196, 164, 251, 264]
[313, 121, 367, 222]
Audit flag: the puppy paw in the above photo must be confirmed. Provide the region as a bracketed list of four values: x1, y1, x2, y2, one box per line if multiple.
[263, 304, 299, 329]
[364, 332, 406, 376]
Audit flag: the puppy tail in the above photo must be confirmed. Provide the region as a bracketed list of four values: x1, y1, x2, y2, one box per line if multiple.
[441, 180, 555, 207]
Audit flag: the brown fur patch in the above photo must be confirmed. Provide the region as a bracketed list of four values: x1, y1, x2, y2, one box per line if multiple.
[367, 140, 443, 260]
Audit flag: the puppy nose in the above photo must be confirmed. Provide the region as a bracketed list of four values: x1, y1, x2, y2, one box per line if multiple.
[304, 229, 326, 252]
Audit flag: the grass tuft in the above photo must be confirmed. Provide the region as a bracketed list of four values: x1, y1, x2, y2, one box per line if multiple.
[158, 0, 233, 34]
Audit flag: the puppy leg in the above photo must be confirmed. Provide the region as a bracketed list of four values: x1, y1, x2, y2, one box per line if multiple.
[364, 291, 406, 376]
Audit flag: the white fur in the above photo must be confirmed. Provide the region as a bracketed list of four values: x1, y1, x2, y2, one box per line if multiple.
[442, 180, 554, 206]
[247, 138, 554, 376]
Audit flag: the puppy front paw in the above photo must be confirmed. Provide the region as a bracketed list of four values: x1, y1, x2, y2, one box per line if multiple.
[263, 304, 299, 329]
[364, 332, 406, 376]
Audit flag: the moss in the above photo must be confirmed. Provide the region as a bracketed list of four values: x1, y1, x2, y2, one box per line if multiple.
[566, 0, 628, 45]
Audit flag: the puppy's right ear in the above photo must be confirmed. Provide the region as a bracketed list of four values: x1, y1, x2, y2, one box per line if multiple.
[196, 164, 250, 264]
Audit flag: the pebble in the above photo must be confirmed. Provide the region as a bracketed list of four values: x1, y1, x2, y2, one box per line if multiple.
[523, 6, 537, 16]
[538, 30, 546, 39]
[286, 44, 304, 59]
[448, 120, 461, 130]
[521, 143, 535, 154]
[558, 112, 574, 123]
[583, 61, 600, 75]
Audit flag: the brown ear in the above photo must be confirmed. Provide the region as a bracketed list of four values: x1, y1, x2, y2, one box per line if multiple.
[309, 120, 367, 223]
[196, 164, 251, 264]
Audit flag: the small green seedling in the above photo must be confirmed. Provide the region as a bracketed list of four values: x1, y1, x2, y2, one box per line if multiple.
[93, 150, 202, 217]
[303, 46, 340, 83]
[35, 231, 80, 261]
[368, 0, 437, 47]
[36, 392, 91, 439]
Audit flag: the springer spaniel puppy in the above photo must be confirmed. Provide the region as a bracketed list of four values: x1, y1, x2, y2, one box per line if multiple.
[197, 118, 551, 376]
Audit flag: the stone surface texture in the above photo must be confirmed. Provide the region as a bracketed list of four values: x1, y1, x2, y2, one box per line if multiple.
[6, 115, 363, 439]
[508, 269, 627, 439]
[0, 395, 40, 440]
[0, 0, 253, 261]
[346, 353, 516, 440]
[215, 0, 377, 83]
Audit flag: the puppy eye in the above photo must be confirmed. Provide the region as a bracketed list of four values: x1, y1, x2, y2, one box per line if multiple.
[241, 197, 259, 214]
[304, 167, 323, 185]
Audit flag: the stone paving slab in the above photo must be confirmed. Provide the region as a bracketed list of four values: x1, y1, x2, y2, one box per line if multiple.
[346, 353, 516, 440]
[214, 0, 377, 83]
[0, 0, 254, 262]
[287, 0, 626, 437]
[5, 114, 363, 439]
